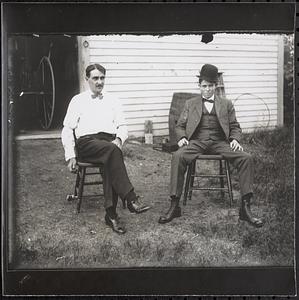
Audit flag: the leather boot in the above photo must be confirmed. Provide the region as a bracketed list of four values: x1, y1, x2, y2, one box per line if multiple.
[158, 197, 181, 224]
[239, 195, 263, 228]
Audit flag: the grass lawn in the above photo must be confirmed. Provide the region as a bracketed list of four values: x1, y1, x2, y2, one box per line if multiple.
[11, 127, 294, 268]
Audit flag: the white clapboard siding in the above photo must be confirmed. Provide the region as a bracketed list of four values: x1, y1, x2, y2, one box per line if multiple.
[106, 75, 278, 84]
[121, 93, 277, 103]
[107, 69, 278, 77]
[90, 49, 278, 58]
[95, 63, 279, 71]
[80, 33, 283, 136]
[90, 34, 278, 45]
[92, 56, 278, 64]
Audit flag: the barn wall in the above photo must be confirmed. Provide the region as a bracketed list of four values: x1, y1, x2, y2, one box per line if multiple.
[79, 33, 282, 137]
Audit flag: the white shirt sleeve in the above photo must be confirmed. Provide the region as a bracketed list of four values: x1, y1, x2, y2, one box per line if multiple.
[115, 98, 128, 144]
[61, 97, 80, 161]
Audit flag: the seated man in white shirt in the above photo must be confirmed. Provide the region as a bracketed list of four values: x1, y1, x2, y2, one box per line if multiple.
[62, 63, 150, 234]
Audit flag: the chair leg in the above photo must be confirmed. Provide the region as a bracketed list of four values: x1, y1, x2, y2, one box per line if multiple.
[219, 160, 225, 201]
[77, 166, 86, 213]
[98, 167, 105, 201]
[121, 198, 126, 209]
[66, 170, 80, 202]
[188, 160, 196, 202]
[183, 163, 192, 206]
[225, 160, 233, 207]
[74, 170, 80, 197]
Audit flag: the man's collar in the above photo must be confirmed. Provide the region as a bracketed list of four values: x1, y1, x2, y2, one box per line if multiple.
[202, 94, 215, 102]
[205, 94, 215, 101]
[89, 90, 104, 100]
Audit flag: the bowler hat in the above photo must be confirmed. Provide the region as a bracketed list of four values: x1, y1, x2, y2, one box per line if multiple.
[196, 64, 219, 83]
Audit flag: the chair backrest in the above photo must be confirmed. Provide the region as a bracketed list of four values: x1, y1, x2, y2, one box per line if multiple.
[168, 93, 199, 146]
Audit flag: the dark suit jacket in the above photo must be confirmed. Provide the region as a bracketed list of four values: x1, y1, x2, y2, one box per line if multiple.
[175, 94, 242, 143]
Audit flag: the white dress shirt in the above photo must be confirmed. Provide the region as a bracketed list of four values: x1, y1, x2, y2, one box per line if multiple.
[61, 90, 128, 161]
[203, 94, 215, 114]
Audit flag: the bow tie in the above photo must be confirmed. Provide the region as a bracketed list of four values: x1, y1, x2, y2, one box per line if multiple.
[202, 98, 214, 104]
[91, 93, 103, 100]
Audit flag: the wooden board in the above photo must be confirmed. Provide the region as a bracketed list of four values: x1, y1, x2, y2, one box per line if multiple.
[168, 92, 199, 145]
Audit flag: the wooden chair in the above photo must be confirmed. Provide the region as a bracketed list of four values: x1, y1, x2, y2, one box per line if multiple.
[66, 161, 105, 213]
[183, 154, 233, 207]
[168, 92, 233, 207]
[66, 131, 105, 213]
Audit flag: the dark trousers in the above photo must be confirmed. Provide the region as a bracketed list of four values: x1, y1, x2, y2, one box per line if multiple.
[77, 133, 133, 209]
[170, 139, 253, 199]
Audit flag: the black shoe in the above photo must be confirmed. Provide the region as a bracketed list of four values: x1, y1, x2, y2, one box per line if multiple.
[239, 197, 263, 228]
[127, 197, 151, 214]
[158, 198, 181, 224]
[105, 214, 126, 234]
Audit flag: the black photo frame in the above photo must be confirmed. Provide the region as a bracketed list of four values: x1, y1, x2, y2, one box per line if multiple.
[1, 1, 297, 296]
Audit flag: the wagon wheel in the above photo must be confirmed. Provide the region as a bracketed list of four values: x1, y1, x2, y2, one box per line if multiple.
[35, 56, 55, 130]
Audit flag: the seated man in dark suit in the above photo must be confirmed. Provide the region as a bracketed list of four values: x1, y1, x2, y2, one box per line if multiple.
[159, 64, 263, 228]
[62, 63, 150, 235]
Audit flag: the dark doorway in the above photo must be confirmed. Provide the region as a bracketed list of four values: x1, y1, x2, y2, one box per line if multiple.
[8, 35, 79, 134]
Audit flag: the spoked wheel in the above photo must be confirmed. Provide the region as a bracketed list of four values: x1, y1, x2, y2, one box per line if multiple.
[35, 56, 55, 130]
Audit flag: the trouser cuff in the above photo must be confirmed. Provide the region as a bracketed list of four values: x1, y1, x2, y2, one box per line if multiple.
[242, 192, 253, 201]
[125, 188, 137, 202]
[106, 206, 117, 219]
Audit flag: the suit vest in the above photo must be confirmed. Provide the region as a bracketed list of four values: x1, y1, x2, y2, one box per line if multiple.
[191, 103, 226, 141]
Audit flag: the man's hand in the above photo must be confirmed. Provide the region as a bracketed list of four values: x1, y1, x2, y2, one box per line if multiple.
[178, 137, 189, 148]
[112, 137, 122, 149]
[230, 139, 243, 152]
[68, 157, 77, 173]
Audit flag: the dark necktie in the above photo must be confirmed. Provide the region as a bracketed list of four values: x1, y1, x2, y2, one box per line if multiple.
[203, 98, 214, 104]
[91, 93, 103, 100]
